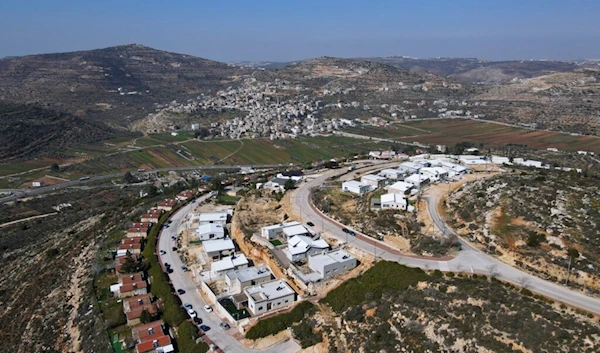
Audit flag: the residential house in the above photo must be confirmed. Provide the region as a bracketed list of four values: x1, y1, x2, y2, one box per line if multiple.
[308, 249, 357, 279]
[286, 235, 329, 262]
[127, 227, 149, 238]
[404, 174, 429, 189]
[157, 199, 178, 211]
[380, 193, 410, 211]
[263, 177, 292, 192]
[117, 272, 148, 298]
[245, 279, 296, 315]
[141, 209, 162, 223]
[176, 190, 194, 201]
[398, 161, 423, 175]
[377, 169, 405, 180]
[195, 223, 225, 241]
[211, 253, 248, 277]
[203, 238, 235, 259]
[341, 180, 371, 195]
[225, 266, 272, 294]
[198, 212, 229, 225]
[118, 242, 142, 256]
[419, 167, 449, 182]
[123, 294, 158, 326]
[387, 181, 414, 195]
[360, 174, 386, 190]
[132, 320, 173, 353]
[261, 221, 306, 240]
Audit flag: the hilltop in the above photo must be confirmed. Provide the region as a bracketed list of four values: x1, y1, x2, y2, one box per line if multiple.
[0, 44, 246, 127]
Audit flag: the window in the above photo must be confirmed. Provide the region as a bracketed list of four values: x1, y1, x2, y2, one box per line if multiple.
[258, 306, 263, 311]
[285, 300, 289, 303]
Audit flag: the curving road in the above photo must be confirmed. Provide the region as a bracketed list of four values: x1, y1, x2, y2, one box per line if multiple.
[157, 193, 300, 353]
[292, 168, 600, 315]
[0, 163, 294, 204]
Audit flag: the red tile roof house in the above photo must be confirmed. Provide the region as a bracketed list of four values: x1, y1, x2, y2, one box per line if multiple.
[132, 320, 174, 353]
[122, 237, 143, 245]
[118, 272, 148, 298]
[118, 242, 142, 255]
[157, 199, 178, 211]
[141, 209, 163, 223]
[127, 227, 149, 238]
[132, 222, 153, 230]
[123, 294, 158, 326]
[115, 254, 139, 272]
[176, 190, 194, 201]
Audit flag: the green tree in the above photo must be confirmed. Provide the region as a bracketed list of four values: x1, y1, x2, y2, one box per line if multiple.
[284, 179, 296, 190]
[568, 248, 580, 259]
[140, 309, 152, 324]
[147, 184, 158, 197]
[123, 171, 136, 184]
[51, 163, 60, 172]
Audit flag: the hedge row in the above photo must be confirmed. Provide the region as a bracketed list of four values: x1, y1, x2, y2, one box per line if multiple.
[245, 301, 316, 340]
[143, 199, 208, 352]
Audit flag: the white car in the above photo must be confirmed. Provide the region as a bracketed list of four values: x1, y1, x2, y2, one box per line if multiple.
[187, 308, 197, 318]
[203, 305, 213, 313]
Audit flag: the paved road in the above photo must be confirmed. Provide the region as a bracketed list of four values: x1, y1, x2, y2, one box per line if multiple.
[0, 163, 293, 204]
[292, 168, 600, 315]
[158, 194, 301, 353]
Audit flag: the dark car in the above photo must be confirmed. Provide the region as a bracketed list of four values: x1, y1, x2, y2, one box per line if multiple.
[342, 228, 350, 233]
[171, 236, 176, 240]
[181, 266, 188, 272]
[200, 325, 211, 332]
[172, 247, 177, 251]
[193, 317, 203, 325]
[164, 263, 171, 268]
[167, 268, 174, 274]
[159, 250, 166, 255]
[219, 322, 230, 330]
[177, 289, 185, 295]
[348, 230, 356, 236]
[306, 222, 315, 227]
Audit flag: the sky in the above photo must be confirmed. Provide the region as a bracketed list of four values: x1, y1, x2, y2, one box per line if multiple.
[1, 0, 599, 62]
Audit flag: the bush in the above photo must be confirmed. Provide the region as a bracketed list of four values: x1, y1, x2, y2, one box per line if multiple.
[321, 262, 428, 312]
[293, 320, 323, 348]
[177, 321, 209, 353]
[246, 302, 316, 340]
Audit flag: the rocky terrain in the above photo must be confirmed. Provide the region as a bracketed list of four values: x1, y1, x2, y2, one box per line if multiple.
[314, 262, 600, 353]
[0, 102, 127, 162]
[446, 169, 600, 295]
[0, 44, 245, 127]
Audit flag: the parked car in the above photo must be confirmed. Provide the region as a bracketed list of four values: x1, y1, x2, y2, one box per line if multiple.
[172, 247, 177, 251]
[200, 325, 211, 332]
[187, 309, 197, 318]
[159, 250, 166, 255]
[306, 221, 315, 227]
[341, 228, 350, 233]
[219, 322, 230, 330]
[171, 236, 176, 240]
[183, 303, 193, 310]
[203, 305, 213, 313]
[167, 268, 173, 274]
[164, 263, 171, 268]
[177, 289, 186, 295]
[181, 266, 188, 272]
[348, 230, 356, 236]
[193, 317, 203, 325]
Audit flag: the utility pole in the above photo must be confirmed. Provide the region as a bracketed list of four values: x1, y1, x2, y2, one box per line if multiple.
[565, 256, 572, 285]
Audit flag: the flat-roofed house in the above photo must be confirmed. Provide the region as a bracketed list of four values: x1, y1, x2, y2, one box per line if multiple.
[286, 235, 329, 262]
[245, 279, 296, 315]
[203, 238, 235, 259]
[211, 253, 248, 277]
[198, 212, 228, 225]
[195, 223, 225, 241]
[360, 174, 386, 190]
[341, 180, 371, 195]
[308, 249, 357, 279]
[225, 266, 272, 294]
[380, 193, 408, 210]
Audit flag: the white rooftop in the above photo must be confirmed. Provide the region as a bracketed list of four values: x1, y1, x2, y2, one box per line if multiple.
[309, 249, 355, 269]
[226, 266, 271, 283]
[196, 223, 224, 235]
[342, 180, 369, 188]
[203, 238, 235, 253]
[282, 224, 309, 237]
[211, 253, 248, 273]
[198, 212, 228, 222]
[288, 235, 329, 255]
[388, 181, 414, 192]
[379, 168, 404, 175]
[262, 221, 302, 231]
[405, 174, 429, 185]
[245, 279, 295, 301]
[381, 193, 406, 204]
[361, 174, 386, 181]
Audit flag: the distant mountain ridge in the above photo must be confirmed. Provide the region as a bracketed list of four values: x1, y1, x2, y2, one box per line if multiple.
[0, 44, 246, 126]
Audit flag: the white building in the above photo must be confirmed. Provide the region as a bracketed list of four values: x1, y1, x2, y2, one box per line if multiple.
[380, 193, 408, 210]
[225, 266, 272, 294]
[195, 223, 225, 241]
[360, 174, 386, 190]
[211, 253, 248, 277]
[387, 181, 414, 195]
[419, 167, 449, 182]
[377, 169, 405, 180]
[398, 162, 422, 174]
[404, 174, 429, 189]
[308, 249, 357, 279]
[260, 221, 310, 240]
[203, 238, 235, 259]
[245, 279, 296, 315]
[198, 212, 229, 225]
[286, 235, 329, 262]
[341, 180, 371, 195]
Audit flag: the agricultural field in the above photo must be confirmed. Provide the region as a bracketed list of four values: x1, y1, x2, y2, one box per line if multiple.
[400, 119, 600, 153]
[0, 159, 59, 177]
